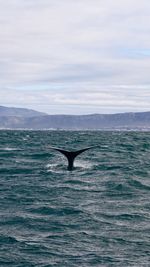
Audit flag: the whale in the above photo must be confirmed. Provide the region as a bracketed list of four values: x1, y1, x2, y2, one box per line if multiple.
[49, 146, 97, 171]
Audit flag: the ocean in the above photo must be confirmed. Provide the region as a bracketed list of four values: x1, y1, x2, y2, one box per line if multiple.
[0, 130, 150, 266]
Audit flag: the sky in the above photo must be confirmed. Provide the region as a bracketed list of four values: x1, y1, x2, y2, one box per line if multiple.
[0, 0, 150, 114]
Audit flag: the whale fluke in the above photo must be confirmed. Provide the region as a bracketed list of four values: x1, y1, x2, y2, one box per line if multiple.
[49, 146, 97, 170]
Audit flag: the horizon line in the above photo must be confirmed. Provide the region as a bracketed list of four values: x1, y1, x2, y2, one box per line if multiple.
[0, 105, 150, 116]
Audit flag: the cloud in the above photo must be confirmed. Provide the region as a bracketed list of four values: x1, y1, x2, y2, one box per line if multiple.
[1, 83, 150, 114]
[0, 0, 150, 113]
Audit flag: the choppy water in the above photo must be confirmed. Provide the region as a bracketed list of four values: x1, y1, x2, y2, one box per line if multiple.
[0, 130, 150, 266]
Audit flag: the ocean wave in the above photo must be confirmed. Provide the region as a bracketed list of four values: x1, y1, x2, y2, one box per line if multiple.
[1, 130, 150, 266]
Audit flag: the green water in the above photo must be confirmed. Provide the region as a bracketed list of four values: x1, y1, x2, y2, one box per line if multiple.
[0, 131, 150, 266]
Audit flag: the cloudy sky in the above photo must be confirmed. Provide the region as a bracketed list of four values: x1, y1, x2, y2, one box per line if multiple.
[0, 0, 150, 114]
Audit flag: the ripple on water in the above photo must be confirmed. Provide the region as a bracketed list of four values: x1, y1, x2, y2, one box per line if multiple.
[0, 130, 150, 267]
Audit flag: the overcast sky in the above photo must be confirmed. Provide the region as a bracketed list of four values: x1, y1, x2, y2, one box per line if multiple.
[0, 0, 150, 114]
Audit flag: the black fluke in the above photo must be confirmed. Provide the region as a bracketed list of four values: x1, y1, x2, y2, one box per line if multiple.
[49, 146, 97, 171]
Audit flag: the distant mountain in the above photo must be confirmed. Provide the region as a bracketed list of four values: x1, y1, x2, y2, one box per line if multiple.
[0, 106, 46, 117]
[0, 106, 150, 130]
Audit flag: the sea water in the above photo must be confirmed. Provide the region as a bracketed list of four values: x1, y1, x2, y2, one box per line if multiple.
[0, 130, 150, 266]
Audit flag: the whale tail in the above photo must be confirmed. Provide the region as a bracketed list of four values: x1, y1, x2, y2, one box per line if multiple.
[49, 146, 97, 170]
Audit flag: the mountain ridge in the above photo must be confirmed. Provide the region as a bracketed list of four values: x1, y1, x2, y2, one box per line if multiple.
[0, 106, 150, 130]
[0, 105, 46, 117]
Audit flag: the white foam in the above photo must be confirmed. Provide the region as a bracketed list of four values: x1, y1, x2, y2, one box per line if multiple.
[74, 160, 94, 169]
[46, 159, 96, 173]
[46, 163, 66, 174]
[2, 147, 21, 151]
